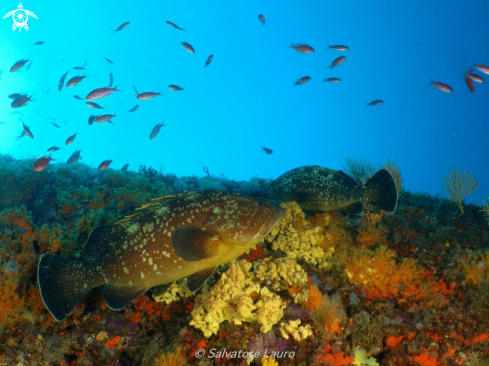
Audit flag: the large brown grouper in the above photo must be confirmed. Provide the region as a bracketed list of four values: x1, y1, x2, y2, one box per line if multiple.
[267, 166, 398, 215]
[38, 190, 285, 321]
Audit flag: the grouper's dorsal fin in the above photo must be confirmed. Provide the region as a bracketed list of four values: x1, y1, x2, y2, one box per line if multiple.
[117, 194, 181, 224]
[102, 285, 148, 310]
[117, 212, 140, 224]
[187, 266, 218, 292]
[83, 225, 118, 261]
[135, 193, 180, 211]
[172, 226, 222, 261]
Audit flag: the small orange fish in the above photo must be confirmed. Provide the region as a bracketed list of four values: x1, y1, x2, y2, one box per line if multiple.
[293, 76, 311, 87]
[326, 44, 349, 51]
[323, 77, 341, 83]
[95, 114, 116, 123]
[98, 159, 113, 171]
[58, 70, 69, 91]
[260, 146, 273, 155]
[150, 122, 166, 139]
[86, 102, 104, 109]
[34, 154, 54, 172]
[367, 100, 384, 106]
[22, 122, 34, 139]
[11, 95, 34, 108]
[258, 14, 266, 25]
[166, 21, 185, 30]
[429, 80, 453, 93]
[464, 71, 475, 93]
[67, 150, 82, 164]
[474, 64, 489, 75]
[8, 93, 26, 99]
[181, 42, 195, 53]
[205, 54, 214, 68]
[113, 22, 130, 32]
[73, 60, 86, 70]
[133, 85, 162, 100]
[328, 56, 346, 71]
[467, 72, 484, 83]
[65, 132, 78, 146]
[103, 56, 113, 64]
[66, 75, 87, 88]
[10, 58, 29, 72]
[86, 86, 121, 100]
[168, 85, 184, 91]
[88, 115, 97, 125]
[288, 42, 314, 54]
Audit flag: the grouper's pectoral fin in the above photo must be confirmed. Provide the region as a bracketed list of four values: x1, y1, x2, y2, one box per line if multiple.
[339, 202, 364, 215]
[102, 285, 149, 310]
[172, 226, 221, 261]
[187, 266, 218, 292]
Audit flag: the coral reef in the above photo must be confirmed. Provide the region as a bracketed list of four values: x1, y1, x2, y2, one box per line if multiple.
[0, 154, 488, 365]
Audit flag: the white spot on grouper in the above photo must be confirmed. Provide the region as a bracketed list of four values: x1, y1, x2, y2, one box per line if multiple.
[149, 258, 153, 265]
[143, 222, 154, 232]
[155, 205, 170, 217]
[129, 280, 133, 286]
[213, 207, 221, 213]
[141, 272, 145, 279]
[127, 222, 140, 234]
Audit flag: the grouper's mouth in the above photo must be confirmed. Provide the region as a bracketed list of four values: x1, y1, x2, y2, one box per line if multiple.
[258, 206, 286, 236]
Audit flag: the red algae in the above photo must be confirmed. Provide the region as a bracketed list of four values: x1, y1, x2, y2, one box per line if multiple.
[106, 335, 121, 349]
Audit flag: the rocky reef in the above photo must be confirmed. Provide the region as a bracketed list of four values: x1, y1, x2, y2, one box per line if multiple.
[0, 154, 488, 366]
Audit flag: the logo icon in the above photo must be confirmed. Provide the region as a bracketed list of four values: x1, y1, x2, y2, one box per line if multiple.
[3, 3, 37, 31]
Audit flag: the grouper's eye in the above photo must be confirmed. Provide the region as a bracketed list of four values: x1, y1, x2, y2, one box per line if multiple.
[257, 201, 262, 206]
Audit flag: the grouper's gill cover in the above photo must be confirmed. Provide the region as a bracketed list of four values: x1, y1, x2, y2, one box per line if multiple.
[37, 190, 285, 322]
[267, 165, 398, 214]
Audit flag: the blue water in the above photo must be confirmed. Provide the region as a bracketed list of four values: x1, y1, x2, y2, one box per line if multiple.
[1, 0, 488, 204]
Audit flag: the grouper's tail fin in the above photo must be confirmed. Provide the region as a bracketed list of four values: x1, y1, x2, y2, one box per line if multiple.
[363, 169, 398, 213]
[37, 254, 92, 322]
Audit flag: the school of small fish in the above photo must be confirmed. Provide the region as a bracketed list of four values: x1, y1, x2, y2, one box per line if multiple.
[3, 18, 489, 173]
